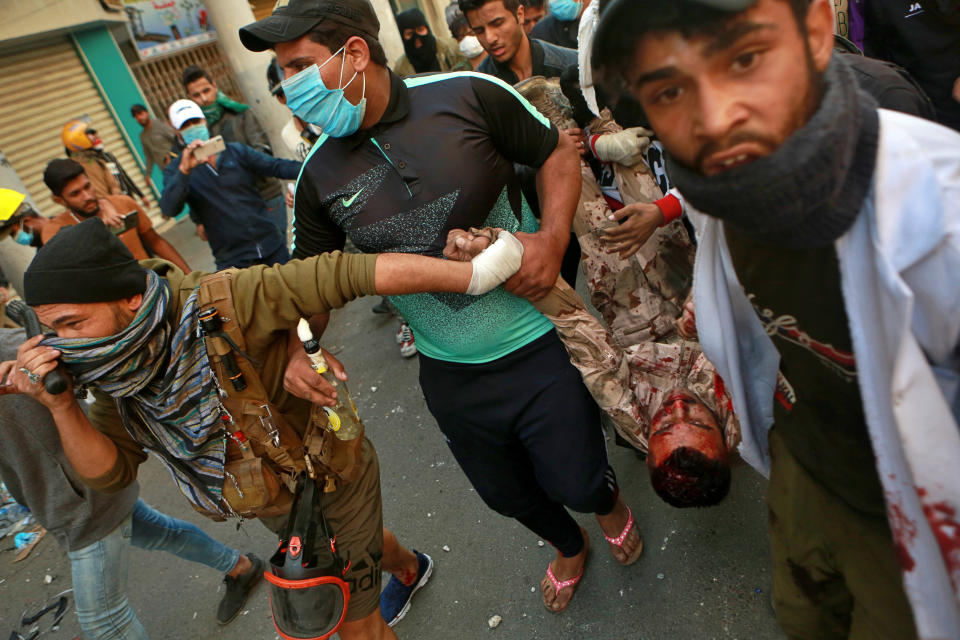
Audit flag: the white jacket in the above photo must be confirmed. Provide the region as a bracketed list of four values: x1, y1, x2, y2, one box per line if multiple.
[688, 109, 960, 639]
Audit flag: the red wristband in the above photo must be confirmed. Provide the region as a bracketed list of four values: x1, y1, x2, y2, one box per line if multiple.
[655, 194, 682, 226]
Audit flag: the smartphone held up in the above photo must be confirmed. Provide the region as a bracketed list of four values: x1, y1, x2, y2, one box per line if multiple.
[193, 135, 225, 161]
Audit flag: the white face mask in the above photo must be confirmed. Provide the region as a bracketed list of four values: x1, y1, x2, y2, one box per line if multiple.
[459, 35, 484, 59]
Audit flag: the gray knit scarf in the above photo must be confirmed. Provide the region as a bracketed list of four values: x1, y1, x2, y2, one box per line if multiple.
[666, 55, 879, 248]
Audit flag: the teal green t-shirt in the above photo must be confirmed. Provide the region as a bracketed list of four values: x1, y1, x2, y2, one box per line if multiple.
[290, 71, 562, 363]
[389, 187, 553, 363]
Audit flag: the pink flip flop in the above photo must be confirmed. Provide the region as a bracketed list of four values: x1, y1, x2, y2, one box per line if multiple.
[541, 562, 584, 613]
[540, 528, 590, 613]
[603, 507, 644, 566]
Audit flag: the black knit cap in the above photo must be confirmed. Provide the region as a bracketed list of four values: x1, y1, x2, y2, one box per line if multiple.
[24, 218, 148, 306]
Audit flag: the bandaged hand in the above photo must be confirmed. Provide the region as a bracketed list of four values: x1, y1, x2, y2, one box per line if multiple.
[593, 127, 654, 166]
[466, 230, 524, 295]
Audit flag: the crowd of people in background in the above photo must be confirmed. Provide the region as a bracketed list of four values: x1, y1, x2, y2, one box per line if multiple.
[0, 0, 958, 639]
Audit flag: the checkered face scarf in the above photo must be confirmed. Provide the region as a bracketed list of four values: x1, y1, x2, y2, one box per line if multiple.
[45, 271, 227, 515]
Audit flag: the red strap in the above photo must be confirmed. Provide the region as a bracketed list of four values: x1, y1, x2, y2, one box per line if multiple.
[588, 134, 601, 158]
[655, 194, 683, 226]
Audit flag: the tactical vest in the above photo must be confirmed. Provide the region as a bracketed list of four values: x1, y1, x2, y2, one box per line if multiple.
[196, 270, 365, 521]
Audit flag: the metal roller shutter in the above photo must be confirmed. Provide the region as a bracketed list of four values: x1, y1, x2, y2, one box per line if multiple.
[0, 38, 161, 224]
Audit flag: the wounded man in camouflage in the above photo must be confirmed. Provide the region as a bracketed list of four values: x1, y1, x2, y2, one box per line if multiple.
[509, 77, 740, 509]
[448, 227, 738, 509]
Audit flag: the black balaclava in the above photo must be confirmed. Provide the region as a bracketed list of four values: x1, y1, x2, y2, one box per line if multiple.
[397, 9, 440, 73]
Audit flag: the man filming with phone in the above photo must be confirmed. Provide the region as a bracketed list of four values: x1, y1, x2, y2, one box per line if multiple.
[160, 99, 301, 270]
[41, 158, 190, 273]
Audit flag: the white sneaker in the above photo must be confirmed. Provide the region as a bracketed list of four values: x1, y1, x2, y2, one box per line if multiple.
[398, 323, 417, 358]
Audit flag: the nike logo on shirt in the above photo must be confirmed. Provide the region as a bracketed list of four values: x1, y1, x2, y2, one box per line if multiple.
[342, 188, 364, 208]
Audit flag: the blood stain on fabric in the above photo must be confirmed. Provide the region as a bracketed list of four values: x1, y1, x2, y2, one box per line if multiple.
[886, 499, 917, 571]
[916, 487, 960, 589]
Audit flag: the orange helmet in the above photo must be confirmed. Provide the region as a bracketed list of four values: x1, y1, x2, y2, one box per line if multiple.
[61, 120, 94, 151]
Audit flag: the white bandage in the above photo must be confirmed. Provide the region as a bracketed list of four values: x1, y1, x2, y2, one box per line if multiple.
[593, 127, 654, 166]
[466, 230, 524, 295]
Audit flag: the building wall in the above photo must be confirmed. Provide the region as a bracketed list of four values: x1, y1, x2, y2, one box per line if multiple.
[0, 0, 126, 47]
[0, 33, 162, 226]
[72, 27, 158, 192]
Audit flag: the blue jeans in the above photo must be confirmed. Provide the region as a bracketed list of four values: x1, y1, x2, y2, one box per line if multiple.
[67, 500, 240, 639]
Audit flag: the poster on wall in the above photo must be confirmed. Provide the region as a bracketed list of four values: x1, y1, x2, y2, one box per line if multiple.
[124, 0, 217, 59]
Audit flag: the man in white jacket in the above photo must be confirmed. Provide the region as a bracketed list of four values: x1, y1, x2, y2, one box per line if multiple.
[594, 0, 960, 639]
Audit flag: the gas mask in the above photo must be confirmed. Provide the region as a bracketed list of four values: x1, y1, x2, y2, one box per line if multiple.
[265, 474, 349, 640]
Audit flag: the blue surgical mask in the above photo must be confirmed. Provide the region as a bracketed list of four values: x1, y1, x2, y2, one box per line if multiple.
[550, 0, 582, 21]
[281, 48, 366, 138]
[14, 227, 33, 246]
[181, 123, 210, 145]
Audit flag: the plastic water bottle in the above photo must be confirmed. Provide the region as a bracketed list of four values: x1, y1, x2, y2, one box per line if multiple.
[14, 531, 38, 549]
[0, 503, 30, 523]
[0, 503, 32, 540]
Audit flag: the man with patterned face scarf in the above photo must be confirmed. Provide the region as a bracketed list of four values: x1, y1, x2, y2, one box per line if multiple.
[595, 0, 960, 638]
[0, 323, 264, 634]
[2, 216, 524, 640]
[393, 8, 470, 77]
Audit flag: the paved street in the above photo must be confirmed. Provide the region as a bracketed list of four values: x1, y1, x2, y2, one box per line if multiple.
[1, 220, 784, 639]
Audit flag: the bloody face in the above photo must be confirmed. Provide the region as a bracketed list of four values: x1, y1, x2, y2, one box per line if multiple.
[622, 0, 833, 177]
[647, 387, 726, 469]
[466, 1, 526, 64]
